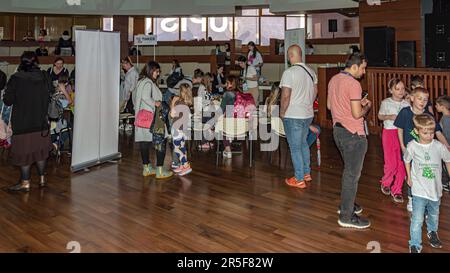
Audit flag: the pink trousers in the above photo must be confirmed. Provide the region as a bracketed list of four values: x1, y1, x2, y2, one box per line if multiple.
[381, 129, 406, 195]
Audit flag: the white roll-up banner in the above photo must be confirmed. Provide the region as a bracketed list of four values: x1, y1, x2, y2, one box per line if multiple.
[284, 28, 305, 69]
[71, 30, 121, 172]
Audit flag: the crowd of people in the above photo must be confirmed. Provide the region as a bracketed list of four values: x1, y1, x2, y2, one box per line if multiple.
[1, 39, 450, 254]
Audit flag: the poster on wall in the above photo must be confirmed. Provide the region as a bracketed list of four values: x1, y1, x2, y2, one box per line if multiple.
[284, 28, 305, 69]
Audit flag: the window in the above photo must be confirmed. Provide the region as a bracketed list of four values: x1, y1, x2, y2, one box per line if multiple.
[241, 8, 259, 16]
[208, 17, 232, 41]
[181, 17, 206, 41]
[155, 17, 179, 41]
[128, 17, 134, 42]
[261, 8, 274, 16]
[260, 16, 284, 45]
[103, 17, 113, 31]
[234, 17, 259, 45]
[287, 15, 305, 30]
[145, 17, 153, 35]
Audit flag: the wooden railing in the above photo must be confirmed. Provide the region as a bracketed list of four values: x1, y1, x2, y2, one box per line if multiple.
[317, 67, 450, 134]
[366, 67, 450, 133]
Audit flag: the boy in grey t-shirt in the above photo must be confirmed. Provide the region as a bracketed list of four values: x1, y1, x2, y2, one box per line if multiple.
[435, 95, 450, 191]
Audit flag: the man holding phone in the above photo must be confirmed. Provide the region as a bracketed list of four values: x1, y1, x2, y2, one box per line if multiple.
[327, 53, 372, 229]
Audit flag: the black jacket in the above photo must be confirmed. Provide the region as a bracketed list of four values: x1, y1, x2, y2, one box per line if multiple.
[3, 68, 52, 135]
[212, 73, 226, 94]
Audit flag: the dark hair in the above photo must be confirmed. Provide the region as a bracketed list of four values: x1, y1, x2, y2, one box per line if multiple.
[40, 29, 47, 36]
[18, 51, 40, 72]
[411, 75, 424, 89]
[247, 41, 259, 58]
[121, 56, 133, 65]
[0, 69, 6, 91]
[193, 69, 204, 80]
[139, 61, 161, 82]
[58, 74, 69, 84]
[54, 57, 65, 65]
[225, 43, 231, 51]
[217, 64, 225, 70]
[345, 53, 367, 68]
[436, 95, 450, 110]
[173, 59, 180, 68]
[226, 75, 239, 91]
[237, 55, 247, 63]
[63, 30, 69, 36]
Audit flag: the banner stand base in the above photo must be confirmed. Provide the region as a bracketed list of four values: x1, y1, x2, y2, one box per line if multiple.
[71, 152, 122, 173]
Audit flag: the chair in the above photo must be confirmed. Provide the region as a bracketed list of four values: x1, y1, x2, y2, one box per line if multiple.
[215, 116, 253, 167]
[269, 117, 321, 168]
[119, 113, 134, 132]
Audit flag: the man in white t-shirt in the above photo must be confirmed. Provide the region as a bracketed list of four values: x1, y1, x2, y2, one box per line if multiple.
[280, 44, 318, 189]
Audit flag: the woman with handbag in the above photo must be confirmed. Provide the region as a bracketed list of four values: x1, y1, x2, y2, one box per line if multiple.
[134, 61, 173, 179]
[3, 51, 54, 192]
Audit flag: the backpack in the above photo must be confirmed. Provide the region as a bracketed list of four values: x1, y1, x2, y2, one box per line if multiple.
[166, 71, 184, 88]
[233, 92, 256, 118]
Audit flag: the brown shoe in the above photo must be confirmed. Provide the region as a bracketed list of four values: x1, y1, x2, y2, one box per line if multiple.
[8, 181, 30, 192]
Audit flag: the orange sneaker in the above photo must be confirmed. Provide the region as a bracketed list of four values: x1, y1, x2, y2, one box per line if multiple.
[304, 174, 312, 182]
[285, 177, 306, 189]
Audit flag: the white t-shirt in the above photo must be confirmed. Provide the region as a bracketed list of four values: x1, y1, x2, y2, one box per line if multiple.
[378, 97, 410, 129]
[243, 66, 258, 89]
[404, 140, 450, 201]
[248, 51, 263, 68]
[280, 63, 317, 119]
[196, 84, 212, 110]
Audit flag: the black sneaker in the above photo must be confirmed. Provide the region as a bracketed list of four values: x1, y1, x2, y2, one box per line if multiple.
[338, 214, 371, 229]
[427, 231, 442, 248]
[337, 203, 363, 215]
[381, 184, 391, 196]
[409, 245, 421, 253]
[443, 183, 450, 192]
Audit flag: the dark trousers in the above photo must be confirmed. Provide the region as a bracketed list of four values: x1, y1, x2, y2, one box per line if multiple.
[333, 126, 368, 221]
[139, 141, 166, 166]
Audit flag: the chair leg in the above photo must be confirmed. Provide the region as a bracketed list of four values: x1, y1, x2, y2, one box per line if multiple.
[216, 139, 220, 166]
[250, 139, 253, 168]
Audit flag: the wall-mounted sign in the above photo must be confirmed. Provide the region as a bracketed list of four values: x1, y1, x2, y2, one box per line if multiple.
[134, 35, 157, 46]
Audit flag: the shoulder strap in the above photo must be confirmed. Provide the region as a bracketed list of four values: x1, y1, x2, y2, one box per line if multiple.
[293, 64, 314, 84]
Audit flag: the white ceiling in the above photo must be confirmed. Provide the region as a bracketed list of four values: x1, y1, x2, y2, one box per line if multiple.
[0, 0, 358, 15]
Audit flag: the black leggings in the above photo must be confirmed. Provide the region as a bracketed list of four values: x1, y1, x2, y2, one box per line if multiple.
[20, 160, 47, 181]
[139, 142, 166, 166]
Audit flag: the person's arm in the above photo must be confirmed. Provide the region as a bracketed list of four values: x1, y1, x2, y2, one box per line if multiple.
[405, 162, 412, 187]
[397, 128, 406, 153]
[350, 98, 372, 119]
[436, 131, 450, 150]
[3, 76, 16, 106]
[58, 84, 72, 104]
[280, 87, 291, 119]
[378, 114, 397, 121]
[313, 84, 318, 100]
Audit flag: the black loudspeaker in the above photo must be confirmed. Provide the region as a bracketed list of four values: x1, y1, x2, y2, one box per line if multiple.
[397, 41, 416, 67]
[328, 19, 337, 33]
[433, 0, 450, 14]
[425, 14, 450, 68]
[364, 26, 395, 67]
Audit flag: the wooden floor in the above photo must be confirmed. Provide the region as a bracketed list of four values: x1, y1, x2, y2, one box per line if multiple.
[1, 129, 450, 253]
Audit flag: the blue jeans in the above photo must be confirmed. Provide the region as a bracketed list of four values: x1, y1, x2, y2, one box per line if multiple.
[409, 196, 440, 249]
[283, 117, 313, 181]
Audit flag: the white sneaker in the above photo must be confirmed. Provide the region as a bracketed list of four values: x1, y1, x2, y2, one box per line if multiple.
[223, 151, 232, 159]
[407, 196, 413, 212]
